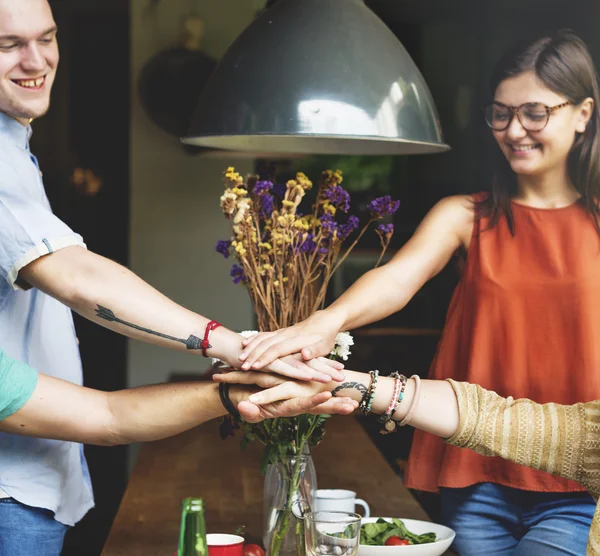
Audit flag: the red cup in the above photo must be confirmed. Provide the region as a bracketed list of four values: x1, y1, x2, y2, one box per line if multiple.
[207, 533, 245, 556]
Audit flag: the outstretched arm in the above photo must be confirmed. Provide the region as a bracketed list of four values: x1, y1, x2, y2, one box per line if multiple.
[238, 195, 473, 369]
[0, 364, 357, 446]
[19, 245, 343, 383]
[217, 369, 598, 498]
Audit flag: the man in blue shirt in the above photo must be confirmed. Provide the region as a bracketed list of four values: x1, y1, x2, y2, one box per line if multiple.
[0, 1, 346, 554]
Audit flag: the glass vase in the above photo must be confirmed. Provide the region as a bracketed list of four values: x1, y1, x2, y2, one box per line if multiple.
[263, 450, 316, 556]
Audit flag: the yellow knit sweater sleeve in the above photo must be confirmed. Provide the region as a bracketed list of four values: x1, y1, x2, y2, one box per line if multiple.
[445, 380, 600, 555]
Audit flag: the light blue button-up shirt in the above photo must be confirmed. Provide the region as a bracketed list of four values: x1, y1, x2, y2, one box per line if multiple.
[0, 112, 94, 526]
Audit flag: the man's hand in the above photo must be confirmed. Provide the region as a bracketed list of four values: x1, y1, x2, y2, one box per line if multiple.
[221, 371, 357, 424]
[238, 310, 346, 370]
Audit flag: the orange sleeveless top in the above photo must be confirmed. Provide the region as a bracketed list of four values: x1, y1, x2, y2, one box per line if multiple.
[405, 194, 600, 493]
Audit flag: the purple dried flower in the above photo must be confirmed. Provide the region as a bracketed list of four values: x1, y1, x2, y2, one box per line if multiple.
[215, 239, 232, 258]
[259, 194, 274, 218]
[377, 223, 394, 235]
[253, 180, 273, 196]
[230, 264, 246, 285]
[368, 196, 401, 218]
[338, 215, 360, 241]
[318, 247, 328, 255]
[272, 183, 287, 198]
[320, 213, 338, 235]
[324, 185, 351, 212]
[297, 233, 317, 254]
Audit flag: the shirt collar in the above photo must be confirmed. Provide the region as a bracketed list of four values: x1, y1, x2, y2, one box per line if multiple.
[0, 111, 32, 149]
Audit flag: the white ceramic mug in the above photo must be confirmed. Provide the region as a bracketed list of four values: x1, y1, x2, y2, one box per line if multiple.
[315, 489, 370, 518]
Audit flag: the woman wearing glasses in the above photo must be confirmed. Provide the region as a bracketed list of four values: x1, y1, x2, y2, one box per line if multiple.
[236, 30, 600, 555]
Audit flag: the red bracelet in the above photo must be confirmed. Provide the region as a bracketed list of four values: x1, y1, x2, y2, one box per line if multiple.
[201, 320, 222, 357]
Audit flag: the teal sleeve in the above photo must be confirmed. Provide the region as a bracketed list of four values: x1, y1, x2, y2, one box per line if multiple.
[0, 349, 38, 421]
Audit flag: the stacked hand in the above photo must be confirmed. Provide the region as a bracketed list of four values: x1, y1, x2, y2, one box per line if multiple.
[217, 370, 357, 423]
[238, 310, 345, 371]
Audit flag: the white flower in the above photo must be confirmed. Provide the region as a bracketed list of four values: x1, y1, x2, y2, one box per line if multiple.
[233, 200, 251, 224]
[330, 331, 354, 361]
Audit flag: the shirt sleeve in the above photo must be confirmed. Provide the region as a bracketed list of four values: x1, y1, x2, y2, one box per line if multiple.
[0, 349, 38, 421]
[0, 162, 86, 290]
[445, 380, 598, 498]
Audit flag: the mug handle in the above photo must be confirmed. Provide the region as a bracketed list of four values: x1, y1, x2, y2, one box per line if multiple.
[355, 498, 370, 518]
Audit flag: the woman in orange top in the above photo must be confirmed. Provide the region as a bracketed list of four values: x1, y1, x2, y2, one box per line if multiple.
[237, 30, 600, 554]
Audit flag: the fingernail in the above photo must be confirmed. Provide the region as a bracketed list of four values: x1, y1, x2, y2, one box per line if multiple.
[242, 363, 250, 370]
[239, 353, 247, 360]
[252, 361, 261, 368]
[248, 394, 261, 403]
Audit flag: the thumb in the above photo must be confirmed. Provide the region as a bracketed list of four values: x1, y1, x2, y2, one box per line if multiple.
[301, 347, 313, 360]
[237, 401, 262, 423]
[302, 341, 330, 360]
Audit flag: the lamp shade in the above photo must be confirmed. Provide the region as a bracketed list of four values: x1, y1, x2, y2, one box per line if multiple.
[182, 0, 449, 155]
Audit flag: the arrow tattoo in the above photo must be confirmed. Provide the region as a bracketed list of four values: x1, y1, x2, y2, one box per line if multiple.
[95, 305, 202, 350]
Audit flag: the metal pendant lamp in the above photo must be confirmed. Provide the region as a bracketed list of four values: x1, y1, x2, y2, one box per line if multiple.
[182, 0, 450, 155]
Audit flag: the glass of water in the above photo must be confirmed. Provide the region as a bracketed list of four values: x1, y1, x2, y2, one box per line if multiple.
[305, 511, 361, 556]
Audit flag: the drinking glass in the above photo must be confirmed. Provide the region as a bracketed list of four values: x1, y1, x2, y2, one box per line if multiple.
[304, 511, 361, 556]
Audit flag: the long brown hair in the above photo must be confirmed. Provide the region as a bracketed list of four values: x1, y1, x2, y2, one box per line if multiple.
[481, 29, 600, 234]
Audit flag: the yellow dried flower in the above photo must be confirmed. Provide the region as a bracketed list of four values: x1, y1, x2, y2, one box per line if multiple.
[259, 242, 273, 251]
[273, 280, 280, 286]
[323, 202, 336, 215]
[294, 218, 310, 231]
[282, 200, 295, 209]
[277, 214, 295, 226]
[231, 187, 248, 197]
[296, 172, 313, 190]
[282, 277, 289, 283]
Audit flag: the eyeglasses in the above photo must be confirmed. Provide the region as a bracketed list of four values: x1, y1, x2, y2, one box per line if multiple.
[483, 101, 571, 132]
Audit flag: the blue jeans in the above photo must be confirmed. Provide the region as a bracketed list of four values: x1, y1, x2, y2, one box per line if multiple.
[0, 498, 69, 556]
[440, 483, 595, 555]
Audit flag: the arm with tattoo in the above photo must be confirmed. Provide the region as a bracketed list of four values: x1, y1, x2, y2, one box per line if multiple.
[18, 246, 252, 366]
[17, 246, 344, 382]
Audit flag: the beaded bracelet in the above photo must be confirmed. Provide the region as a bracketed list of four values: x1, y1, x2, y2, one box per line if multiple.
[379, 372, 407, 434]
[359, 370, 379, 415]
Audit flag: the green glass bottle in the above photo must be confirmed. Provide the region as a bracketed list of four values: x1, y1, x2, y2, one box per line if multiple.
[177, 497, 208, 556]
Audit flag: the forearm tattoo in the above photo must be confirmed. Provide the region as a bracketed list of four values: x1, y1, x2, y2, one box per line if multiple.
[331, 382, 368, 398]
[95, 305, 202, 350]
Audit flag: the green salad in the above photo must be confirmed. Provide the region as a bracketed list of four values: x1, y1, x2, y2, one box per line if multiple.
[360, 518, 437, 546]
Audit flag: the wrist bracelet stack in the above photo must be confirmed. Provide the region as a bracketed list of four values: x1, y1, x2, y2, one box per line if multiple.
[378, 372, 407, 435]
[359, 370, 379, 415]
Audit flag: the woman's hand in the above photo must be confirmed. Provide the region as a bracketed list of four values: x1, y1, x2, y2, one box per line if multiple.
[264, 353, 345, 383]
[238, 310, 346, 370]
[217, 371, 357, 423]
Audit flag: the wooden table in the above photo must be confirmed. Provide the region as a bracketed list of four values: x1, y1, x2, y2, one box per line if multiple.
[102, 416, 452, 555]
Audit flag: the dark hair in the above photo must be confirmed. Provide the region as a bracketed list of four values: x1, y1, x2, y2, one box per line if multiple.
[481, 29, 600, 234]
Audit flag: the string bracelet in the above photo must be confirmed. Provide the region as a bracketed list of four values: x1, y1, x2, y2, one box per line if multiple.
[359, 370, 379, 415]
[398, 375, 422, 427]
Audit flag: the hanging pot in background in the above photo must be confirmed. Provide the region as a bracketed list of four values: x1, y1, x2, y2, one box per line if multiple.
[138, 15, 216, 147]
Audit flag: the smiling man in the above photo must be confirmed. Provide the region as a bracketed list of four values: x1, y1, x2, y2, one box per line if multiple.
[0, 1, 57, 121]
[0, 1, 351, 554]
